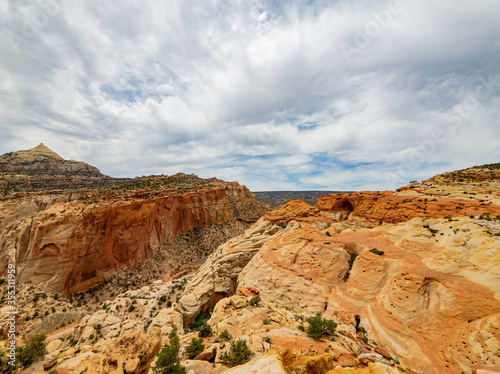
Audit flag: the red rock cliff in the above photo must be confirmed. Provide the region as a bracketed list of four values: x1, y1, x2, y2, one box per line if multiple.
[8, 187, 234, 294]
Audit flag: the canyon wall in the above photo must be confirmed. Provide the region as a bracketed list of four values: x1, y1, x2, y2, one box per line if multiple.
[1, 186, 262, 294]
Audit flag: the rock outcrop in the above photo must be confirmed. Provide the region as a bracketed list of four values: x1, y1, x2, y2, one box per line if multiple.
[59, 327, 162, 374]
[178, 164, 500, 374]
[0, 145, 269, 294]
[0, 143, 103, 176]
[6, 187, 233, 294]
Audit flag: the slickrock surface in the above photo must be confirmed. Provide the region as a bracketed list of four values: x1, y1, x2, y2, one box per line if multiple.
[61, 327, 162, 374]
[177, 164, 500, 374]
[3, 157, 500, 374]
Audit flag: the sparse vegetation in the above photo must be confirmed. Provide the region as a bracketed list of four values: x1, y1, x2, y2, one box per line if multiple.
[249, 295, 261, 306]
[185, 338, 205, 359]
[152, 330, 185, 374]
[16, 334, 46, 368]
[306, 313, 337, 340]
[221, 340, 253, 367]
[197, 322, 212, 337]
[369, 248, 384, 256]
[219, 329, 232, 342]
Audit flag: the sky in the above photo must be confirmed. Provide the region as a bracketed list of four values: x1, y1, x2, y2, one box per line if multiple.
[0, 0, 499, 191]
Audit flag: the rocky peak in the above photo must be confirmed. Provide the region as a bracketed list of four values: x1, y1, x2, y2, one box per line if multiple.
[28, 143, 65, 160]
[0, 143, 102, 177]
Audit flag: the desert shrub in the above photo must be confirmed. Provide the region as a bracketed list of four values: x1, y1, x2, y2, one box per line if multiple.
[189, 314, 206, 331]
[263, 336, 271, 343]
[219, 329, 232, 342]
[221, 340, 253, 367]
[198, 322, 212, 338]
[306, 313, 337, 340]
[16, 334, 46, 368]
[369, 248, 384, 256]
[152, 330, 185, 374]
[0, 349, 15, 372]
[69, 336, 78, 347]
[263, 319, 271, 325]
[185, 338, 204, 359]
[249, 295, 261, 306]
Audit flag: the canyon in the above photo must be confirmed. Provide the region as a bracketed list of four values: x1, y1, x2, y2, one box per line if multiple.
[0, 145, 268, 295]
[1, 146, 499, 374]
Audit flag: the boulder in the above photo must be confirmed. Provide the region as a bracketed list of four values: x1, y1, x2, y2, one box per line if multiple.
[71, 327, 162, 374]
[43, 358, 58, 370]
[194, 344, 217, 361]
[46, 339, 63, 354]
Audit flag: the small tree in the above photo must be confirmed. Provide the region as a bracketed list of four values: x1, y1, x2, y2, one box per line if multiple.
[16, 334, 47, 368]
[198, 322, 212, 338]
[306, 313, 337, 340]
[152, 330, 185, 374]
[221, 340, 253, 367]
[249, 296, 261, 306]
[0, 350, 15, 372]
[185, 338, 205, 359]
[219, 329, 232, 342]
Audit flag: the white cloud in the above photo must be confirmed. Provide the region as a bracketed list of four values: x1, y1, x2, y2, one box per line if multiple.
[0, 0, 499, 191]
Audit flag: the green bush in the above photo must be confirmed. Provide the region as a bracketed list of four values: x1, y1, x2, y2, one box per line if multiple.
[221, 340, 253, 367]
[189, 314, 206, 331]
[249, 295, 261, 306]
[0, 349, 15, 372]
[198, 322, 212, 338]
[152, 330, 185, 374]
[263, 336, 271, 343]
[69, 336, 78, 347]
[185, 338, 205, 359]
[219, 329, 232, 342]
[263, 319, 271, 325]
[48, 370, 57, 374]
[306, 313, 337, 340]
[369, 248, 384, 256]
[16, 334, 46, 368]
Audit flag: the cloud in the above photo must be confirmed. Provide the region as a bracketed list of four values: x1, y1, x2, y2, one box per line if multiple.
[0, 0, 499, 191]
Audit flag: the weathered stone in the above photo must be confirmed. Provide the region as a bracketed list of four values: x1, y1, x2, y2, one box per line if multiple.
[46, 339, 63, 354]
[43, 358, 58, 370]
[194, 344, 217, 361]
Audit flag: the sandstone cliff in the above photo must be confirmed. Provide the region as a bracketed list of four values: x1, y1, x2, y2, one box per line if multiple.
[0, 146, 269, 295]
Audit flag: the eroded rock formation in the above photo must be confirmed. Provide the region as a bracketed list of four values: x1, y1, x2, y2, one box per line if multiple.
[178, 164, 500, 374]
[0, 145, 268, 294]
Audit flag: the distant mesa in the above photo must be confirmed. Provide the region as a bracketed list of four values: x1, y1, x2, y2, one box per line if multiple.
[0, 143, 103, 177]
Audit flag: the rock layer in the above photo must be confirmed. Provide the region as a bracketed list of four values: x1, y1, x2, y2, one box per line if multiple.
[10, 187, 233, 294]
[178, 164, 500, 374]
